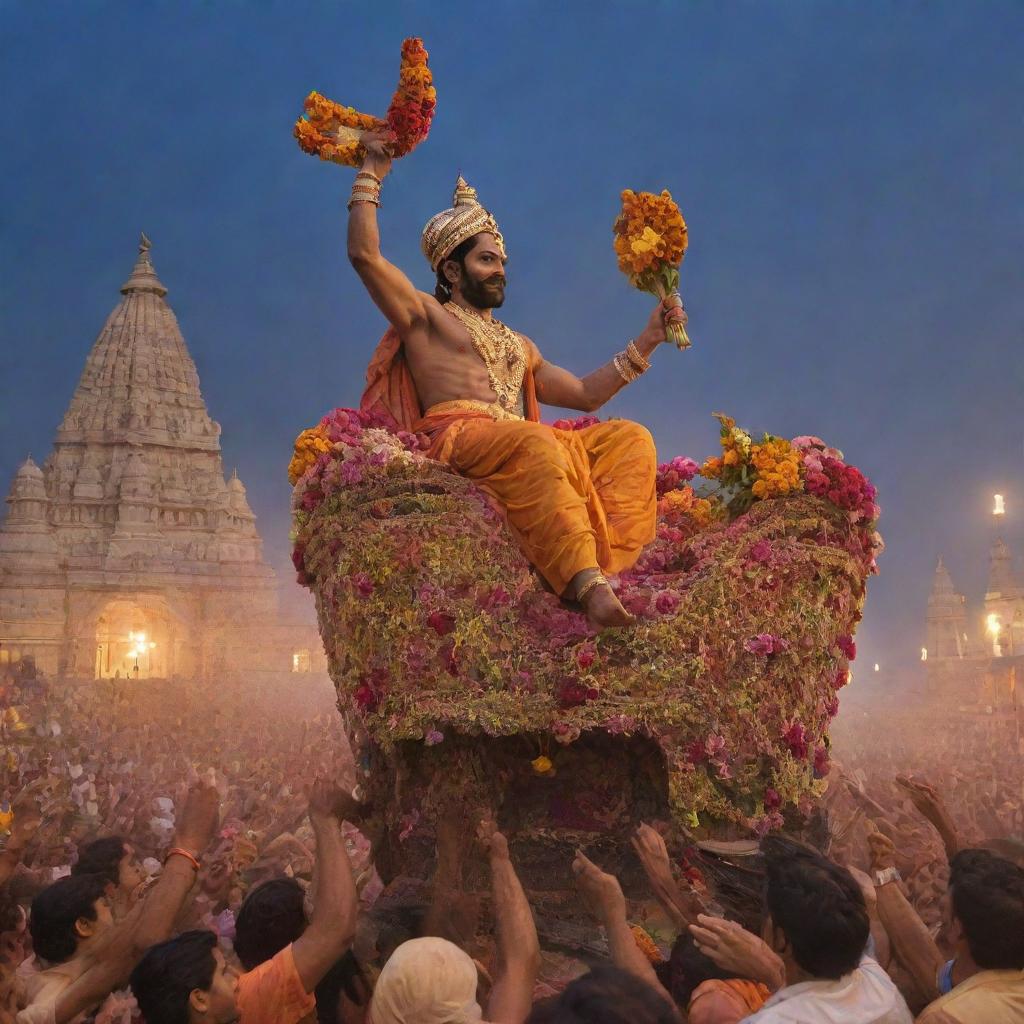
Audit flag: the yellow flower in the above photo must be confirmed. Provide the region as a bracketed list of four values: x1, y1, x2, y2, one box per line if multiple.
[288, 425, 332, 485]
[531, 755, 554, 776]
[631, 926, 664, 965]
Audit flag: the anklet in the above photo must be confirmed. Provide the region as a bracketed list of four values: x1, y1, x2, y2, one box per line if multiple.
[576, 572, 609, 603]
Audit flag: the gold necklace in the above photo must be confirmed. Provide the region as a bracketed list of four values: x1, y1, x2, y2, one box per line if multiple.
[443, 302, 527, 414]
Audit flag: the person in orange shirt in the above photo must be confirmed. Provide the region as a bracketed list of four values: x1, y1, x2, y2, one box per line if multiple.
[129, 780, 358, 1024]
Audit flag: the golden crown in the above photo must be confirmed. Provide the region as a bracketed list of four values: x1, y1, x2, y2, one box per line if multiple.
[421, 175, 506, 272]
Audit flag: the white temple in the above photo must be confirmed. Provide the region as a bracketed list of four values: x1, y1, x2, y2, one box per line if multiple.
[0, 235, 323, 681]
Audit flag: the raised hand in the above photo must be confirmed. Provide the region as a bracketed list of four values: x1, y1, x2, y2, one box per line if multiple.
[476, 815, 509, 860]
[174, 769, 220, 858]
[867, 825, 897, 873]
[689, 914, 785, 991]
[572, 849, 626, 919]
[630, 822, 673, 882]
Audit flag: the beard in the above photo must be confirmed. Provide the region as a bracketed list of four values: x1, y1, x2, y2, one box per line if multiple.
[461, 272, 506, 310]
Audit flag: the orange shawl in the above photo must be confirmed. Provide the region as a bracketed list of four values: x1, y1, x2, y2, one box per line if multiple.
[360, 327, 540, 431]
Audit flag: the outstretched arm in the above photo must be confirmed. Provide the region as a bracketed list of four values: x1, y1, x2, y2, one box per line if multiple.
[895, 776, 961, 862]
[480, 820, 540, 1024]
[868, 831, 943, 1004]
[46, 775, 221, 1024]
[527, 299, 685, 412]
[572, 850, 674, 1005]
[291, 782, 359, 993]
[347, 135, 428, 336]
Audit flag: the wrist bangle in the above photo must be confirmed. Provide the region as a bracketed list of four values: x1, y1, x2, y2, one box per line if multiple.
[165, 847, 201, 872]
[355, 170, 382, 185]
[626, 340, 651, 372]
[613, 352, 641, 384]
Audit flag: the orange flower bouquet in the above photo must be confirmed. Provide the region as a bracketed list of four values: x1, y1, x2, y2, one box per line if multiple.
[294, 38, 436, 168]
[613, 189, 691, 349]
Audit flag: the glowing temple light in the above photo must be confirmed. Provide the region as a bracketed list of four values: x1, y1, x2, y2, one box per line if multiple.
[987, 613, 1002, 637]
[994, 494, 1006, 516]
[136, 632, 146, 644]
[874, 663, 880, 672]
[921, 647, 928, 661]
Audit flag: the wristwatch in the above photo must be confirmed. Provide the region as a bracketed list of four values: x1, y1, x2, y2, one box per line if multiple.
[874, 866, 901, 887]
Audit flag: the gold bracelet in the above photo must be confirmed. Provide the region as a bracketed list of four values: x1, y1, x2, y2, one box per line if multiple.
[575, 572, 608, 603]
[347, 196, 381, 211]
[355, 170, 382, 185]
[613, 352, 640, 384]
[626, 340, 651, 373]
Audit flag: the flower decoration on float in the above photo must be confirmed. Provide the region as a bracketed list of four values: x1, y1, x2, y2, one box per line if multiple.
[613, 189, 691, 349]
[293, 38, 436, 168]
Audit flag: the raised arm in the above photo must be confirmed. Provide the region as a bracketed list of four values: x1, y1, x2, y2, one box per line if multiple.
[895, 776, 961, 862]
[527, 298, 686, 413]
[45, 775, 221, 1024]
[290, 781, 358, 994]
[479, 819, 540, 1024]
[631, 823, 707, 930]
[868, 830, 943, 1004]
[572, 850, 674, 1005]
[346, 134, 428, 336]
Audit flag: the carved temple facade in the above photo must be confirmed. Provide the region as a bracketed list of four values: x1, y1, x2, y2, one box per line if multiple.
[0, 236, 325, 682]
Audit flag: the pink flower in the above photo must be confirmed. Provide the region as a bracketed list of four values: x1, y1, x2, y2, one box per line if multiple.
[685, 738, 708, 764]
[782, 721, 808, 759]
[745, 633, 789, 656]
[754, 810, 785, 837]
[354, 683, 380, 712]
[748, 539, 773, 564]
[603, 714, 638, 735]
[835, 634, 857, 660]
[424, 729, 444, 746]
[824, 695, 840, 718]
[551, 415, 601, 431]
[654, 591, 680, 615]
[576, 644, 596, 669]
[656, 456, 700, 494]
[764, 787, 782, 810]
[557, 678, 599, 708]
[427, 611, 456, 636]
[351, 572, 374, 598]
[813, 744, 831, 778]
[832, 667, 850, 689]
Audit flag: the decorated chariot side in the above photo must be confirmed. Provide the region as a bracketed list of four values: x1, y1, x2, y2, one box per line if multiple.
[289, 411, 880, 905]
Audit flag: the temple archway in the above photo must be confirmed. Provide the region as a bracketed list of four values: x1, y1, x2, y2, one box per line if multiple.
[94, 598, 171, 680]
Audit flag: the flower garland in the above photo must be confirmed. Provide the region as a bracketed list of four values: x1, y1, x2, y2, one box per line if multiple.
[293, 38, 436, 168]
[288, 409, 880, 838]
[613, 189, 690, 348]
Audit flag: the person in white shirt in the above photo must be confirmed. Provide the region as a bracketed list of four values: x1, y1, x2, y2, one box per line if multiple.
[690, 836, 912, 1024]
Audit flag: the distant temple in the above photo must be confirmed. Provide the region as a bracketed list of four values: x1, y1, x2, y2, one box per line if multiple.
[924, 537, 1024, 709]
[0, 235, 324, 681]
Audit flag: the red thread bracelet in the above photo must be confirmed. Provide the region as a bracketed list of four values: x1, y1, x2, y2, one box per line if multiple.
[165, 847, 201, 871]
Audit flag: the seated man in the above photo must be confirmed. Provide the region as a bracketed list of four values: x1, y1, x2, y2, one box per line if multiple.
[869, 831, 1024, 1023]
[17, 775, 220, 1024]
[348, 136, 687, 629]
[130, 780, 358, 1024]
[690, 836, 912, 1023]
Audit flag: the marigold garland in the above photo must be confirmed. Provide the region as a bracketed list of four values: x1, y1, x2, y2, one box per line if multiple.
[614, 189, 691, 349]
[293, 38, 436, 168]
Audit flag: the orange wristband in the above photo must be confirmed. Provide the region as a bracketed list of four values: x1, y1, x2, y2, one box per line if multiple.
[165, 847, 201, 871]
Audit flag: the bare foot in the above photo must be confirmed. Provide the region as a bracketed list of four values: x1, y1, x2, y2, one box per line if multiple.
[581, 582, 635, 629]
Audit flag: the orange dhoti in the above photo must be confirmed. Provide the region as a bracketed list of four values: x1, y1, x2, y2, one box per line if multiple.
[417, 402, 658, 596]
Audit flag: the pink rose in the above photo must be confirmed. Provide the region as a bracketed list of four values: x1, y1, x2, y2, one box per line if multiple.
[427, 611, 456, 636]
[782, 721, 808, 759]
[836, 634, 857, 660]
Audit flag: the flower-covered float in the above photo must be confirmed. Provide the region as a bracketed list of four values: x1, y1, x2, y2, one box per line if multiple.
[289, 410, 881, 901]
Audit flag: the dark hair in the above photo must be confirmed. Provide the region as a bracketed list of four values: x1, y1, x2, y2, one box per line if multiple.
[129, 930, 217, 1024]
[73, 836, 127, 886]
[234, 878, 369, 1023]
[655, 930, 732, 1009]
[234, 878, 306, 971]
[950, 848, 1024, 969]
[761, 836, 868, 980]
[526, 966, 677, 1024]
[433, 235, 481, 302]
[29, 873, 109, 963]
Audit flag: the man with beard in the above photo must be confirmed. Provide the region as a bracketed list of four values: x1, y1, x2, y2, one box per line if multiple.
[350, 135, 686, 628]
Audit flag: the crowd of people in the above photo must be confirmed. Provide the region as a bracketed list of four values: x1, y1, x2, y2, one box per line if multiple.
[2, 665, 1023, 1024]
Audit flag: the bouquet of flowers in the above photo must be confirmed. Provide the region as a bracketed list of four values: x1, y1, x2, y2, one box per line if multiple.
[613, 189, 691, 349]
[294, 38, 436, 168]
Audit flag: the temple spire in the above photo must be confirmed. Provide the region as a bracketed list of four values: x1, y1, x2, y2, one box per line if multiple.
[120, 232, 168, 297]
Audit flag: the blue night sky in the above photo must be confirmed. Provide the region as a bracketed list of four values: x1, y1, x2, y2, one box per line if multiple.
[2, 2, 1022, 681]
